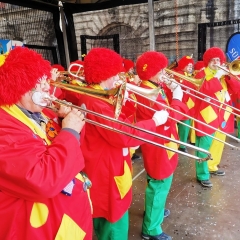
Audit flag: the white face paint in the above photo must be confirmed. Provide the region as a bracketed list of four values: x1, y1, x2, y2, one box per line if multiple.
[31, 91, 49, 106]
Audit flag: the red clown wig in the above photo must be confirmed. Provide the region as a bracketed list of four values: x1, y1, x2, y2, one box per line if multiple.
[52, 64, 65, 71]
[177, 56, 194, 71]
[194, 61, 205, 71]
[136, 51, 168, 80]
[123, 58, 134, 72]
[0, 47, 51, 106]
[84, 48, 124, 84]
[203, 47, 226, 67]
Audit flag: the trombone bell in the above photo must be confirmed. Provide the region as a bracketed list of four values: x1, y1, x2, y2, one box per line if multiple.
[228, 59, 240, 76]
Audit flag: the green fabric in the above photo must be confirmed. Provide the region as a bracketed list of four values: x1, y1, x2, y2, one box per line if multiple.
[195, 134, 214, 180]
[178, 119, 191, 149]
[93, 211, 129, 240]
[142, 174, 173, 236]
[237, 118, 240, 139]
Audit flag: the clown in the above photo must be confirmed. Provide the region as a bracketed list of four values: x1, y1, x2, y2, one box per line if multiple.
[135, 51, 188, 240]
[172, 55, 196, 153]
[77, 47, 167, 240]
[0, 47, 93, 239]
[194, 47, 240, 187]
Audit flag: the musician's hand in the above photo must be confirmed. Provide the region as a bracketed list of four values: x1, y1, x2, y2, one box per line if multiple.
[215, 68, 228, 79]
[51, 68, 61, 81]
[172, 85, 183, 101]
[123, 90, 129, 106]
[57, 104, 72, 118]
[152, 110, 169, 126]
[62, 108, 85, 133]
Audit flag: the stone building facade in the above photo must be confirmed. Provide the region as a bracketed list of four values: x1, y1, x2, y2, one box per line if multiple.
[73, 0, 240, 63]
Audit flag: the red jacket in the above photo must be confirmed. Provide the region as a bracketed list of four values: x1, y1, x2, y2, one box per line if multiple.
[135, 81, 188, 179]
[78, 91, 156, 223]
[194, 69, 240, 136]
[0, 107, 92, 240]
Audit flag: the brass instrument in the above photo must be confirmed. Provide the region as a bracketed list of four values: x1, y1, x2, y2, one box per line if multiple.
[165, 64, 240, 117]
[67, 63, 85, 80]
[45, 94, 212, 162]
[215, 59, 240, 80]
[165, 68, 205, 90]
[167, 59, 178, 70]
[126, 83, 240, 150]
[51, 81, 125, 119]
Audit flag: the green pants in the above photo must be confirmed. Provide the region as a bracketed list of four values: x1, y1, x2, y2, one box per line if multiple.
[178, 119, 191, 149]
[237, 117, 240, 139]
[142, 174, 173, 236]
[93, 211, 129, 240]
[195, 134, 214, 180]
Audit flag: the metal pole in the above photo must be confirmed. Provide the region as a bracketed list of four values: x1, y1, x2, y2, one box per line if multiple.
[148, 0, 155, 51]
[59, 2, 70, 67]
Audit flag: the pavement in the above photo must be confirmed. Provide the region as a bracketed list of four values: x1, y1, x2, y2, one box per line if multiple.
[129, 132, 240, 240]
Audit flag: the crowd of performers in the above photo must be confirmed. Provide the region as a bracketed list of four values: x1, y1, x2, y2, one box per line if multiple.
[0, 45, 240, 240]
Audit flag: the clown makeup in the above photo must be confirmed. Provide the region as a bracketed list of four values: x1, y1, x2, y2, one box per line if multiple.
[154, 69, 166, 84]
[100, 74, 123, 90]
[184, 63, 193, 74]
[208, 57, 221, 70]
[31, 76, 50, 107]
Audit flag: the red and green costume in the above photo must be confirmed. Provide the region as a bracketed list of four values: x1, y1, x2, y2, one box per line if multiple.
[78, 85, 156, 239]
[135, 80, 188, 236]
[194, 67, 240, 177]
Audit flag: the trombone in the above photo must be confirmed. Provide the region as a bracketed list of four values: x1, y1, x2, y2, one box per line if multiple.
[51, 81, 125, 119]
[45, 94, 212, 162]
[126, 82, 240, 150]
[165, 68, 240, 117]
[214, 59, 240, 81]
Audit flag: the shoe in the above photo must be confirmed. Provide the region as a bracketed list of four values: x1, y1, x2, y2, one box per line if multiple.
[164, 209, 170, 218]
[198, 179, 213, 187]
[178, 147, 188, 153]
[210, 170, 225, 176]
[131, 153, 141, 161]
[142, 232, 172, 240]
[189, 142, 195, 146]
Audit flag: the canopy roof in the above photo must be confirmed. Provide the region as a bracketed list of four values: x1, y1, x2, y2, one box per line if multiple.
[4, 0, 157, 13]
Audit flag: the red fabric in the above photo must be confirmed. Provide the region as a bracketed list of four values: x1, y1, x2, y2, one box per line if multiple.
[78, 92, 156, 222]
[194, 70, 236, 136]
[135, 82, 188, 179]
[172, 69, 197, 120]
[0, 109, 92, 240]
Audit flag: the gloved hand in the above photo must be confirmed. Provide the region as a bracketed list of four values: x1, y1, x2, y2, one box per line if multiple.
[123, 89, 129, 106]
[152, 110, 169, 126]
[163, 77, 179, 91]
[215, 68, 228, 79]
[172, 85, 183, 101]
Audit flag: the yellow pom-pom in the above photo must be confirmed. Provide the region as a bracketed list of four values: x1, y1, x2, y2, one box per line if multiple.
[0, 54, 6, 67]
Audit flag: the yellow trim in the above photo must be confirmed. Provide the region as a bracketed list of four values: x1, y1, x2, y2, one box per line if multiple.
[1, 105, 51, 145]
[142, 80, 157, 89]
[114, 161, 132, 199]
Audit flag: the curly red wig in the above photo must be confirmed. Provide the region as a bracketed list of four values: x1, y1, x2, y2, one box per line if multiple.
[84, 48, 124, 84]
[136, 51, 168, 80]
[203, 47, 226, 67]
[177, 56, 194, 71]
[52, 64, 65, 71]
[194, 61, 205, 71]
[0, 47, 51, 106]
[123, 58, 134, 72]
